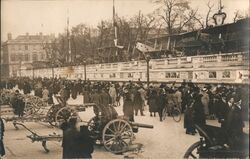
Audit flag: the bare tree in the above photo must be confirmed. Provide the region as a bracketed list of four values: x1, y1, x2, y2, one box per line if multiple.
[233, 10, 245, 23]
[155, 0, 199, 34]
[205, 1, 214, 27]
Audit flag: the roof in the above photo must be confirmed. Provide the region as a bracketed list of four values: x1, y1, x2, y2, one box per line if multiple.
[7, 34, 55, 44]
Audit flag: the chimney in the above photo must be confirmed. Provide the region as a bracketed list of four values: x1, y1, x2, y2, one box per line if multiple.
[39, 32, 43, 36]
[26, 32, 29, 36]
[7, 33, 12, 40]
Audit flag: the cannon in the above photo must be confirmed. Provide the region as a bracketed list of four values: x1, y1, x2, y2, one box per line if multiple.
[87, 104, 154, 154]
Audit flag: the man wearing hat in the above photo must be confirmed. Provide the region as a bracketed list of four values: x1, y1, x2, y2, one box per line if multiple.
[0, 117, 5, 158]
[62, 116, 94, 159]
[224, 96, 247, 151]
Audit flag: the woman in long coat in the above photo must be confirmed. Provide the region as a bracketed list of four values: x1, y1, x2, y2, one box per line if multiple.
[71, 82, 78, 100]
[82, 87, 90, 104]
[148, 88, 158, 117]
[201, 89, 209, 117]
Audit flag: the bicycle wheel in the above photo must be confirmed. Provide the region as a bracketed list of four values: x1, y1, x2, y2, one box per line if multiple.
[172, 107, 181, 122]
[162, 107, 168, 121]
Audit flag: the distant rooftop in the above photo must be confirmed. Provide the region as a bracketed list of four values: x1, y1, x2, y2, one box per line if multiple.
[6, 33, 55, 44]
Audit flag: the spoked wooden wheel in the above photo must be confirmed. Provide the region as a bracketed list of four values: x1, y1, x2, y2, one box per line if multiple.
[46, 104, 62, 126]
[87, 116, 102, 141]
[172, 107, 181, 122]
[184, 141, 201, 159]
[162, 107, 168, 121]
[87, 117, 98, 132]
[23, 101, 37, 117]
[55, 107, 76, 126]
[102, 119, 133, 154]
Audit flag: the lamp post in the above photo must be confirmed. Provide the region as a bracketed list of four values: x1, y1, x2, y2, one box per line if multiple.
[83, 60, 87, 81]
[145, 54, 151, 88]
[19, 60, 22, 77]
[51, 63, 55, 79]
[32, 63, 34, 80]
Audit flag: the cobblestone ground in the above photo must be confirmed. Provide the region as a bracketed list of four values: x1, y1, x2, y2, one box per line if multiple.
[2, 94, 249, 159]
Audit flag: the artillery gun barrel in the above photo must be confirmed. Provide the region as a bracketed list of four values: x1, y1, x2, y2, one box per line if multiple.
[130, 122, 153, 129]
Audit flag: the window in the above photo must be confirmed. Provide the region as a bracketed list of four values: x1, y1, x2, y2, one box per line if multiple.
[18, 45, 22, 50]
[120, 73, 123, 78]
[24, 54, 29, 61]
[40, 53, 44, 60]
[222, 71, 230, 78]
[110, 73, 116, 78]
[10, 54, 16, 61]
[32, 53, 38, 61]
[209, 71, 217, 78]
[128, 73, 133, 78]
[25, 45, 28, 50]
[165, 72, 180, 78]
[11, 45, 15, 50]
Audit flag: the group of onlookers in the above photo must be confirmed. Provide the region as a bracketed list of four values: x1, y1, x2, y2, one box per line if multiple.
[0, 77, 248, 158]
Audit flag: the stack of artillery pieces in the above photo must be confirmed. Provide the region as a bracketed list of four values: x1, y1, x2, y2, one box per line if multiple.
[0, 89, 90, 127]
[0, 90, 153, 154]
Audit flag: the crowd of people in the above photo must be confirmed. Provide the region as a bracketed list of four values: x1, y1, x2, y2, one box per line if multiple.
[0, 77, 248, 158]
[0, 77, 248, 123]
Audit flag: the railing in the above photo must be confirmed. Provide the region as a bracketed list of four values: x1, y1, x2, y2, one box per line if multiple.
[221, 54, 238, 61]
[203, 56, 217, 63]
[20, 52, 248, 80]
[167, 58, 178, 64]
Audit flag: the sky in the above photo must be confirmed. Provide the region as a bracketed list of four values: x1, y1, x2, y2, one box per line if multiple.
[1, 0, 249, 41]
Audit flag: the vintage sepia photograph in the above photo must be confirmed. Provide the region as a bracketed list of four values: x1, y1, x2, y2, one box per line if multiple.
[0, 0, 249, 158]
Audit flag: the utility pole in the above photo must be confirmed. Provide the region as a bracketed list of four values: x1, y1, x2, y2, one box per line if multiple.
[145, 54, 151, 88]
[67, 10, 72, 63]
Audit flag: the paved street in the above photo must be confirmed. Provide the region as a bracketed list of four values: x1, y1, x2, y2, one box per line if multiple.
[2, 95, 249, 159]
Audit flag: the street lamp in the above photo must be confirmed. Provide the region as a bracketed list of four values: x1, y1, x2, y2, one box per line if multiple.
[145, 54, 151, 88]
[51, 63, 55, 79]
[83, 60, 87, 81]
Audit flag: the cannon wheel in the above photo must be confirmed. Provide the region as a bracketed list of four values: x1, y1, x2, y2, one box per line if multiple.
[55, 107, 76, 126]
[172, 107, 181, 122]
[87, 116, 103, 142]
[46, 104, 62, 126]
[23, 101, 38, 117]
[162, 107, 168, 121]
[87, 116, 98, 132]
[183, 141, 201, 159]
[102, 119, 133, 154]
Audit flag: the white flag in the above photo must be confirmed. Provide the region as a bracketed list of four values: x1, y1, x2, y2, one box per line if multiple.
[135, 42, 155, 53]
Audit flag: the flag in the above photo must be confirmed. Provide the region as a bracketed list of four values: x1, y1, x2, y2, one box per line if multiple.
[135, 42, 155, 53]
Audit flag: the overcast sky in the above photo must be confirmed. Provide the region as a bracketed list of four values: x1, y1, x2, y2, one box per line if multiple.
[1, 0, 249, 41]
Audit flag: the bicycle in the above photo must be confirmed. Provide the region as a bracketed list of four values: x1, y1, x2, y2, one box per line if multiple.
[162, 103, 181, 122]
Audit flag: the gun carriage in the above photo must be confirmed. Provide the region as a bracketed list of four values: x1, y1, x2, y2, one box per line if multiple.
[0, 90, 93, 128]
[1, 90, 153, 153]
[86, 104, 153, 154]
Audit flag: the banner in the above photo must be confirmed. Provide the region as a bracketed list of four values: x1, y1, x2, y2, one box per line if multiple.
[135, 42, 155, 53]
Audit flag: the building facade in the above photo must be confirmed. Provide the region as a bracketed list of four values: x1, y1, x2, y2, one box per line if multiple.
[2, 33, 55, 77]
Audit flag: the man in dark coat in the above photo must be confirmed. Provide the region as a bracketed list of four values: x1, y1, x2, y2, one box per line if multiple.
[224, 97, 246, 150]
[100, 88, 111, 107]
[192, 92, 206, 127]
[157, 88, 167, 121]
[10, 90, 25, 117]
[62, 118, 94, 159]
[23, 81, 31, 94]
[0, 117, 5, 157]
[133, 88, 144, 116]
[216, 94, 230, 127]
[71, 82, 78, 100]
[147, 87, 158, 117]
